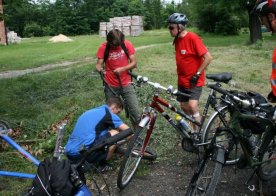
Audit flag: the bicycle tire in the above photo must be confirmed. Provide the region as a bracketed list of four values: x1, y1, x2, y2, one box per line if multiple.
[186, 147, 223, 196]
[117, 126, 148, 190]
[257, 132, 276, 181]
[0, 120, 10, 131]
[202, 106, 242, 165]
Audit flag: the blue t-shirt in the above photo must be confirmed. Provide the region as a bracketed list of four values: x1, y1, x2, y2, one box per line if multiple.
[65, 105, 123, 156]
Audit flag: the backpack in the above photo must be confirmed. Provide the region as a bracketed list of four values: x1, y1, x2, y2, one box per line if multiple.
[28, 157, 75, 196]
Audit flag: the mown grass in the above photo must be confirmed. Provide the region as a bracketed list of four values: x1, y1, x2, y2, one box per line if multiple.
[0, 29, 275, 194]
[1, 28, 274, 72]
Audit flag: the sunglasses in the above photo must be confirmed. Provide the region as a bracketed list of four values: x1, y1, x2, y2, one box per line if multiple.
[168, 26, 176, 30]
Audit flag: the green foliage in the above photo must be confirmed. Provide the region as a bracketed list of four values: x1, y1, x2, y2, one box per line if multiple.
[24, 22, 43, 37]
[196, 3, 241, 35]
[2, 0, 255, 37]
[190, 0, 251, 35]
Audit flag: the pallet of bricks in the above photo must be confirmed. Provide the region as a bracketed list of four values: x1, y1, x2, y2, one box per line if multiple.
[99, 15, 143, 38]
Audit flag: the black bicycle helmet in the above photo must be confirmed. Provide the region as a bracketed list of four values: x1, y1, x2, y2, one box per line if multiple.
[253, 0, 276, 15]
[167, 13, 188, 25]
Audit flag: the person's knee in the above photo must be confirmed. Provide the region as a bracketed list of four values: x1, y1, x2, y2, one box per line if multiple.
[109, 129, 119, 136]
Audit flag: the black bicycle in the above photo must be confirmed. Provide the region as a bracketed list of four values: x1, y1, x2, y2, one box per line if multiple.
[186, 81, 276, 195]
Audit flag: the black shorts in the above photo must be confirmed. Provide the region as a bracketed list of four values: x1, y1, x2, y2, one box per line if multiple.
[177, 86, 202, 102]
[86, 132, 111, 163]
[67, 132, 111, 164]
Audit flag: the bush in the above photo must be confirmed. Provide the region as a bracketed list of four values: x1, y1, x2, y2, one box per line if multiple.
[42, 26, 55, 36]
[196, 5, 241, 35]
[24, 22, 43, 37]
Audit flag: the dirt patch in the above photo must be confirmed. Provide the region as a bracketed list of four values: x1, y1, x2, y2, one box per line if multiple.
[0, 43, 169, 79]
[49, 34, 73, 43]
[86, 146, 261, 196]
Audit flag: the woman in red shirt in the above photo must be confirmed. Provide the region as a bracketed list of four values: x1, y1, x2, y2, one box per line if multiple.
[96, 29, 140, 126]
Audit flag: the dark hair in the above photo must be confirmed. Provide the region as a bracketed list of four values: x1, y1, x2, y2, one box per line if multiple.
[107, 97, 124, 110]
[106, 29, 125, 47]
[104, 29, 129, 63]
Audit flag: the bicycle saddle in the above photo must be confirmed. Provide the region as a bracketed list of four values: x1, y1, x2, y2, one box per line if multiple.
[206, 72, 232, 83]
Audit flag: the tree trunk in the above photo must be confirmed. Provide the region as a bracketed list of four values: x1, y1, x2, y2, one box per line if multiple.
[0, 0, 7, 45]
[248, 10, 262, 44]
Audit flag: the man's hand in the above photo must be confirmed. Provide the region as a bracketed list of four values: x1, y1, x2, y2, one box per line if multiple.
[190, 73, 200, 87]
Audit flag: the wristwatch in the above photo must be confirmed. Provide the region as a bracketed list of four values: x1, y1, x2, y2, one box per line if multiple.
[196, 71, 201, 76]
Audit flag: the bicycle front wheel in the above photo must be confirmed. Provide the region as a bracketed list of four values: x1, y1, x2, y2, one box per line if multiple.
[203, 106, 242, 165]
[117, 126, 148, 190]
[186, 147, 223, 196]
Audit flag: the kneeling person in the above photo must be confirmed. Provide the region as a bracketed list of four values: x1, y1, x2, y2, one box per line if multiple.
[65, 97, 130, 173]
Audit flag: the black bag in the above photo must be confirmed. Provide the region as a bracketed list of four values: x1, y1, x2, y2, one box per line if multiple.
[28, 157, 75, 196]
[229, 90, 268, 134]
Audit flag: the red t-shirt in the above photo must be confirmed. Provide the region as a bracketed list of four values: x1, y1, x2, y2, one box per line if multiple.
[96, 40, 135, 87]
[270, 48, 276, 95]
[175, 32, 208, 88]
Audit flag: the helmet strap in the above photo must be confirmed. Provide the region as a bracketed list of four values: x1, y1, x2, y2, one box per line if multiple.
[172, 24, 181, 45]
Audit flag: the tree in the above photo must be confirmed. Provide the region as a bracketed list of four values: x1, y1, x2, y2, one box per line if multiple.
[245, 0, 262, 43]
[0, 0, 7, 45]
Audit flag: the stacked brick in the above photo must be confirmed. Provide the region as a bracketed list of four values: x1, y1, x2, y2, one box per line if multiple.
[99, 15, 143, 37]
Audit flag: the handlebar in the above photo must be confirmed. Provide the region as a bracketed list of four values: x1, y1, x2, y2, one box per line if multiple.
[129, 71, 191, 98]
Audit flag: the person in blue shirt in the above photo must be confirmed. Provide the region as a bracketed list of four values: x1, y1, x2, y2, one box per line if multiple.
[65, 97, 130, 174]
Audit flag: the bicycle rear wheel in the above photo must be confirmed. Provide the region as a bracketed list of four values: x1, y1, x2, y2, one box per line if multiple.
[186, 147, 223, 196]
[203, 106, 242, 165]
[117, 126, 149, 190]
[257, 133, 276, 181]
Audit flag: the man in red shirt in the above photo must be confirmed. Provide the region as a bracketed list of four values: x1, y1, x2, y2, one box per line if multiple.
[167, 13, 212, 129]
[253, 0, 276, 102]
[96, 29, 140, 126]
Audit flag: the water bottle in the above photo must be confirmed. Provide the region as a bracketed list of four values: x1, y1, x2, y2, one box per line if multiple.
[175, 114, 193, 133]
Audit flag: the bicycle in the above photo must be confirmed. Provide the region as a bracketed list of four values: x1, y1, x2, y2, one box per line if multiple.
[186, 80, 276, 195]
[0, 119, 137, 195]
[116, 72, 240, 190]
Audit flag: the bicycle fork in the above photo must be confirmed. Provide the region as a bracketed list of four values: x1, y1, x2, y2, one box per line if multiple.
[138, 110, 157, 156]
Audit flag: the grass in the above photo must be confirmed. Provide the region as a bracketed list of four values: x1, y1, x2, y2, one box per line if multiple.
[0, 29, 275, 194]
